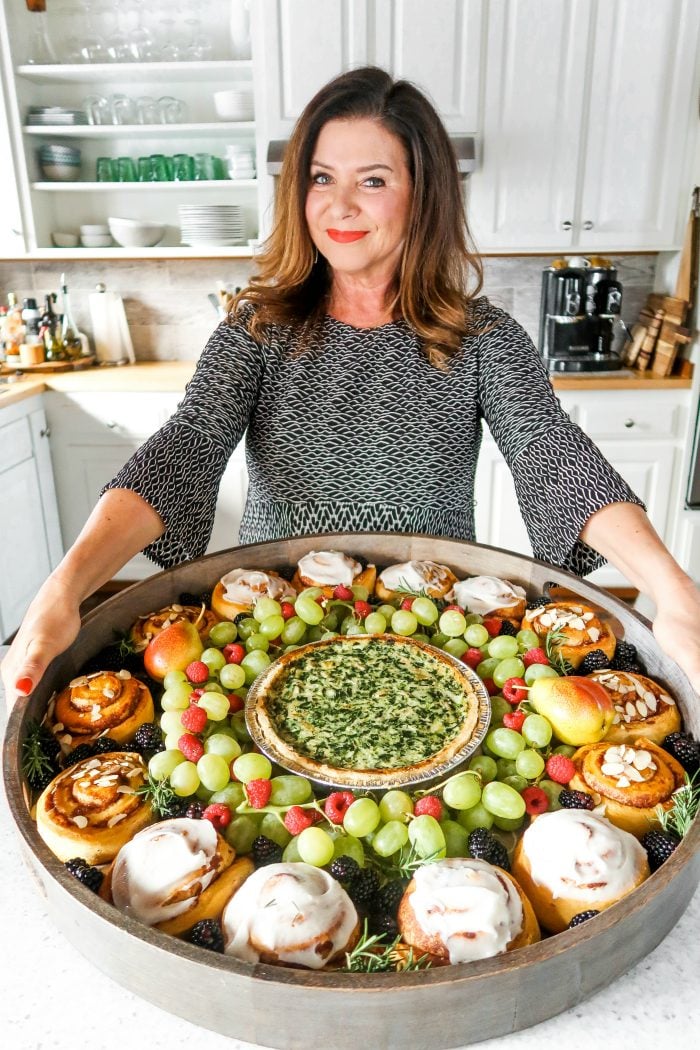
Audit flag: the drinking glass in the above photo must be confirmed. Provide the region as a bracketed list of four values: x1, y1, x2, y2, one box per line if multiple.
[116, 157, 137, 182]
[158, 18, 182, 61]
[137, 156, 153, 182]
[173, 153, 194, 181]
[157, 96, 187, 124]
[125, 3, 156, 61]
[136, 96, 159, 125]
[150, 155, 170, 181]
[79, 1, 108, 63]
[111, 95, 137, 125]
[83, 95, 111, 126]
[164, 156, 175, 180]
[183, 16, 212, 60]
[194, 153, 216, 181]
[96, 157, 116, 182]
[25, 11, 58, 64]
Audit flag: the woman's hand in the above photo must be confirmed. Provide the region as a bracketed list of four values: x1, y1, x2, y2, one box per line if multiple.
[1, 576, 82, 713]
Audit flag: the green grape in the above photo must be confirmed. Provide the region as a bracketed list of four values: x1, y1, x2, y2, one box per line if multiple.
[413, 632, 430, 644]
[282, 835, 304, 863]
[245, 632, 270, 653]
[476, 657, 500, 680]
[298, 586, 323, 601]
[232, 752, 272, 783]
[259, 614, 285, 640]
[202, 680, 225, 694]
[281, 616, 307, 645]
[160, 710, 187, 736]
[297, 826, 335, 866]
[295, 595, 324, 626]
[306, 625, 323, 642]
[209, 621, 238, 647]
[515, 749, 545, 780]
[345, 623, 365, 637]
[241, 649, 271, 684]
[236, 617, 258, 642]
[229, 710, 250, 742]
[481, 781, 526, 820]
[225, 814, 262, 854]
[260, 812, 292, 848]
[495, 759, 518, 780]
[364, 612, 387, 635]
[379, 790, 414, 823]
[467, 754, 498, 784]
[170, 760, 200, 797]
[340, 614, 357, 635]
[463, 612, 484, 626]
[269, 775, 313, 806]
[408, 814, 446, 859]
[489, 695, 512, 723]
[441, 818, 469, 858]
[492, 657, 526, 688]
[372, 820, 409, 857]
[486, 727, 526, 760]
[163, 669, 188, 689]
[412, 597, 439, 626]
[456, 802, 494, 831]
[321, 611, 340, 631]
[376, 603, 398, 621]
[164, 732, 184, 751]
[284, 644, 302, 652]
[442, 772, 482, 810]
[148, 749, 185, 781]
[197, 753, 230, 792]
[332, 834, 365, 867]
[198, 691, 230, 721]
[210, 782, 246, 809]
[391, 609, 418, 636]
[539, 779, 563, 810]
[522, 713, 553, 748]
[343, 798, 381, 837]
[204, 732, 242, 763]
[320, 631, 338, 641]
[439, 609, 467, 637]
[516, 629, 540, 651]
[492, 813, 525, 832]
[552, 744, 577, 758]
[487, 635, 519, 660]
[443, 638, 468, 659]
[195, 783, 214, 802]
[430, 631, 449, 649]
[524, 664, 560, 685]
[219, 663, 246, 691]
[160, 683, 192, 711]
[464, 623, 489, 647]
[254, 597, 282, 623]
[503, 774, 528, 793]
[351, 584, 369, 601]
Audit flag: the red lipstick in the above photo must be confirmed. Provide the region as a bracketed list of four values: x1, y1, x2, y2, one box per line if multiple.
[327, 229, 368, 243]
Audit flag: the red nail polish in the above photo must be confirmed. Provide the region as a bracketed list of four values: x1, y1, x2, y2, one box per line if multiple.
[15, 677, 33, 695]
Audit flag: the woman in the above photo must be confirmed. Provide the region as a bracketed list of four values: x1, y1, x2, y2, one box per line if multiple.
[3, 67, 700, 706]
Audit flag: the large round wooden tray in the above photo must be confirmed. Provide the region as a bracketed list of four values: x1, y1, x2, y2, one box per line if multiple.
[4, 533, 700, 1050]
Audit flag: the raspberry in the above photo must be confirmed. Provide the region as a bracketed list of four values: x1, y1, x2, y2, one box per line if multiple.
[246, 778, 272, 809]
[482, 617, 502, 637]
[354, 600, 372, 619]
[522, 786, 549, 815]
[227, 693, 245, 713]
[502, 677, 528, 704]
[545, 754, 576, 785]
[482, 677, 498, 696]
[559, 789, 595, 810]
[503, 710, 526, 732]
[280, 602, 296, 620]
[252, 835, 284, 867]
[568, 910, 600, 928]
[180, 705, 207, 733]
[400, 597, 414, 610]
[522, 648, 549, 668]
[185, 660, 209, 684]
[414, 795, 443, 820]
[189, 919, 224, 952]
[189, 688, 204, 700]
[223, 643, 246, 665]
[178, 733, 204, 763]
[463, 647, 483, 670]
[443, 603, 463, 612]
[283, 805, 315, 835]
[202, 803, 231, 830]
[333, 584, 354, 600]
[324, 791, 355, 824]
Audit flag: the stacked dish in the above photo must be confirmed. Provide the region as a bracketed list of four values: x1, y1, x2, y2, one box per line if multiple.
[38, 143, 82, 181]
[225, 144, 256, 180]
[80, 223, 112, 248]
[27, 106, 88, 126]
[213, 87, 254, 121]
[178, 204, 245, 246]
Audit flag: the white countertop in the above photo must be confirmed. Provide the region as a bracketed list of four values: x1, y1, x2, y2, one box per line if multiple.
[1, 651, 698, 1050]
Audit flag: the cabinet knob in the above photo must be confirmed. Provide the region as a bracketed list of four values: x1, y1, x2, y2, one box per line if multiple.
[106, 421, 120, 429]
[624, 419, 635, 428]
[583, 220, 594, 230]
[560, 220, 573, 231]
[40, 425, 51, 438]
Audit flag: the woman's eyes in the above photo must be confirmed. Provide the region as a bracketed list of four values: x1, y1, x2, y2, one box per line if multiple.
[309, 172, 385, 188]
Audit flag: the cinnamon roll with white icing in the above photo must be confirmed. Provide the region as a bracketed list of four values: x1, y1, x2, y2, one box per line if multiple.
[292, 550, 376, 598]
[375, 560, 458, 602]
[448, 576, 526, 622]
[211, 569, 298, 620]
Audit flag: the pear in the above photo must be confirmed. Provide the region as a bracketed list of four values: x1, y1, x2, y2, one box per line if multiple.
[529, 675, 614, 745]
[143, 620, 204, 681]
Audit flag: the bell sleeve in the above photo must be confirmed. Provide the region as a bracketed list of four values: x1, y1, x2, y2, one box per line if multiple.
[101, 313, 266, 568]
[476, 307, 644, 576]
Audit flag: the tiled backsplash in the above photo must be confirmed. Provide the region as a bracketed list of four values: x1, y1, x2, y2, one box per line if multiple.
[0, 254, 657, 361]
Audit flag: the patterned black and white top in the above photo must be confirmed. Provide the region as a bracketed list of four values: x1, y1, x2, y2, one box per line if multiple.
[104, 298, 642, 574]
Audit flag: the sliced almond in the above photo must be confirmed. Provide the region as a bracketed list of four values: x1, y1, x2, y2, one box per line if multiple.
[602, 762, 626, 776]
[616, 775, 631, 787]
[72, 814, 88, 828]
[632, 750, 654, 771]
[570, 617, 586, 630]
[107, 813, 127, 827]
[117, 670, 132, 680]
[587, 627, 601, 643]
[645, 694, 658, 712]
[625, 702, 637, 718]
[635, 700, 648, 719]
[69, 676, 88, 688]
[103, 688, 116, 700]
[582, 612, 594, 622]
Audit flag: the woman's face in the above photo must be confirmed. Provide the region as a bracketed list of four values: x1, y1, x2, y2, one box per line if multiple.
[305, 117, 413, 285]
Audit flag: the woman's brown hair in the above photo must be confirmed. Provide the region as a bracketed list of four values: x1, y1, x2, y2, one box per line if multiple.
[235, 66, 483, 360]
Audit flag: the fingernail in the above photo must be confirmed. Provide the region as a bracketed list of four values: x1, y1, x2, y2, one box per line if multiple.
[15, 677, 33, 695]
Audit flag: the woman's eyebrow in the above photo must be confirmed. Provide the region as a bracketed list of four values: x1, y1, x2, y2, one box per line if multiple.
[310, 160, 394, 173]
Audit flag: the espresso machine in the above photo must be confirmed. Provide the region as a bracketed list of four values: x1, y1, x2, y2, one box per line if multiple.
[538, 257, 625, 372]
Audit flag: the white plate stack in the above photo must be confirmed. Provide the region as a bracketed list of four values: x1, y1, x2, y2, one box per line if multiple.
[179, 204, 245, 247]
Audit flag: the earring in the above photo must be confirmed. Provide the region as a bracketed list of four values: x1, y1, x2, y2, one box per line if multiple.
[314, 247, 319, 264]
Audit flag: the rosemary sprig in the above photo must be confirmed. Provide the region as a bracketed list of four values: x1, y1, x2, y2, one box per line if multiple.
[21, 720, 59, 788]
[657, 774, 700, 839]
[545, 628, 574, 676]
[136, 773, 178, 817]
[368, 842, 444, 881]
[342, 920, 431, 973]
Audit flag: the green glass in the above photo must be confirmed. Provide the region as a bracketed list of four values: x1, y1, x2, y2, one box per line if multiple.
[116, 156, 137, 182]
[173, 153, 194, 181]
[95, 157, 115, 182]
[194, 152, 215, 181]
[164, 155, 175, 180]
[137, 156, 152, 182]
[150, 154, 169, 181]
[212, 156, 226, 180]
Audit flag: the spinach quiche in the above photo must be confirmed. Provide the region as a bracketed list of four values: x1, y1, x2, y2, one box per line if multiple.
[246, 635, 490, 788]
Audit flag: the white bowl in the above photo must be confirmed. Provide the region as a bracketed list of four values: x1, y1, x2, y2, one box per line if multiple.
[40, 163, 81, 181]
[51, 232, 79, 248]
[80, 234, 113, 248]
[108, 217, 165, 248]
[213, 88, 254, 121]
[80, 224, 110, 235]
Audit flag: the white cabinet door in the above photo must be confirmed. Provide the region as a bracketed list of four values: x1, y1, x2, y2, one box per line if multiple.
[0, 48, 25, 254]
[474, 439, 532, 557]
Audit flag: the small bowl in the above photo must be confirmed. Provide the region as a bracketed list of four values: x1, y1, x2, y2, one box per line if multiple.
[40, 162, 82, 181]
[51, 232, 79, 248]
[107, 217, 165, 248]
[213, 88, 254, 121]
[80, 234, 113, 248]
[80, 224, 110, 235]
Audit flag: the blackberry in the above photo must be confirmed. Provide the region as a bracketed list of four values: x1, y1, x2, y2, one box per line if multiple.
[370, 913, 400, 940]
[252, 835, 284, 867]
[65, 857, 104, 893]
[133, 722, 165, 756]
[189, 919, 224, 953]
[568, 910, 600, 928]
[559, 789, 595, 811]
[371, 879, 407, 917]
[93, 737, 121, 754]
[663, 732, 700, 775]
[526, 595, 549, 610]
[642, 829, 681, 872]
[63, 743, 97, 767]
[329, 856, 361, 884]
[185, 801, 205, 820]
[467, 828, 511, 871]
[498, 620, 517, 637]
[178, 591, 202, 606]
[347, 867, 380, 907]
[611, 641, 645, 674]
[579, 649, 611, 675]
[78, 646, 126, 676]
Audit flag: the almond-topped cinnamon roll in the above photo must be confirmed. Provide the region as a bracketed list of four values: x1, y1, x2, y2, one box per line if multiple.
[511, 810, 649, 933]
[221, 863, 359, 968]
[520, 600, 616, 668]
[130, 603, 220, 652]
[589, 670, 682, 745]
[36, 752, 153, 864]
[211, 569, 298, 620]
[397, 858, 540, 964]
[46, 670, 154, 754]
[568, 738, 686, 838]
[375, 560, 458, 602]
[103, 818, 254, 936]
[291, 550, 377, 598]
[447, 576, 526, 622]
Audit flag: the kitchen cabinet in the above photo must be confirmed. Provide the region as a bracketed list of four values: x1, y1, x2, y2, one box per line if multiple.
[468, 0, 700, 252]
[0, 44, 25, 254]
[0, 393, 63, 640]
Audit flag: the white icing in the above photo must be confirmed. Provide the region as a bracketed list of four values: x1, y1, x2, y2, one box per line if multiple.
[297, 551, 362, 588]
[221, 863, 357, 969]
[111, 818, 221, 926]
[521, 810, 646, 901]
[220, 569, 296, 607]
[378, 561, 452, 594]
[406, 858, 523, 963]
[449, 576, 526, 615]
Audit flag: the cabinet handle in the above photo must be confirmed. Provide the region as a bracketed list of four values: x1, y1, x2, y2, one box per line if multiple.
[106, 421, 120, 429]
[40, 425, 51, 438]
[583, 220, 594, 230]
[623, 419, 635, 428]
[560, 220, 572, 231]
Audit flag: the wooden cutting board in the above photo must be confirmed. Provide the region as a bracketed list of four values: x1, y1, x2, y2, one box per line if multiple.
[0, 356, 95, 374]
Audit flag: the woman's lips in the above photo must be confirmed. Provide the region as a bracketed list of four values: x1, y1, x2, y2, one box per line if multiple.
[326, 229, 368, 243]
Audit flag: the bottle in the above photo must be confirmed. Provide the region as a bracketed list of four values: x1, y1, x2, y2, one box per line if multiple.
[59, 274, 83, 359]
[0, 306, 7, 362]
[4, 293, 25, 365]
[40, 292, 65, 360]
[20, 296, 45, 365]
